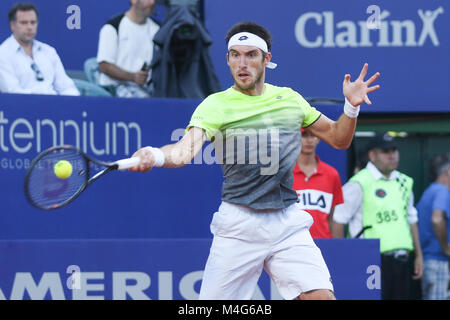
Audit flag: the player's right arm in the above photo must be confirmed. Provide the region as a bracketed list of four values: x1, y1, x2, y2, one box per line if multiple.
[131, 92, 221, 172]
[130, 127, 207, 172]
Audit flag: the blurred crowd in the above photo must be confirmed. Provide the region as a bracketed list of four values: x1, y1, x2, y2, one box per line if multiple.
[0, 1, 221, 99]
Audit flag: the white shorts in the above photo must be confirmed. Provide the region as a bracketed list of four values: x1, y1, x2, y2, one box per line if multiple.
[199, 201, 333, 300]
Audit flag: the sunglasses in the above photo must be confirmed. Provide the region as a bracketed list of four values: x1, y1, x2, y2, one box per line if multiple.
[30, 62, 44, 81]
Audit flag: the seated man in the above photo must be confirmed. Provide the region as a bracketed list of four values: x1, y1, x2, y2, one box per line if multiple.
[96, 0, 160, 98]
[0, 3, 79, 95]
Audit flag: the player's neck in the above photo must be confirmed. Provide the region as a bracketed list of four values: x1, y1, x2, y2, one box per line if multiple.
[233, 83, 265, 96]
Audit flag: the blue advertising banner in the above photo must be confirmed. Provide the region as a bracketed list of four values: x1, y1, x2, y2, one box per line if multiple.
[0, 238, 380, 300]
[205, 0, 449, 109]
[0, 93, 346, 240]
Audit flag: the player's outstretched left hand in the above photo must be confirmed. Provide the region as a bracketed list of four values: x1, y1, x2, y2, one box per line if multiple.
[343, 63, 380, 106]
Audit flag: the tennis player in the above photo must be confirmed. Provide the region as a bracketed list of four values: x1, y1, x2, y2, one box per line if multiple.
[130, 22, 380, 300]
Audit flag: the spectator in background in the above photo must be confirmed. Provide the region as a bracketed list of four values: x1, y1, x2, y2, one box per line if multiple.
[97, 0, 160, 98]
[417, 153, 450, 300]
[0, 2, 79, 95]
[292, 129, 344, 238]
[332, 132, 423, 299]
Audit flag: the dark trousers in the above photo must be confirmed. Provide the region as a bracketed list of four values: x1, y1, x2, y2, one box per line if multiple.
[381, 253, 414, 300]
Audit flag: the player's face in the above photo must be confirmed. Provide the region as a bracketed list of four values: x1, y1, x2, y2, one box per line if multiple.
[10, 10, 38, 44]
[369, 148, 399, 175]
[301, 131, 320, 155]
[227, 46, 269, 94]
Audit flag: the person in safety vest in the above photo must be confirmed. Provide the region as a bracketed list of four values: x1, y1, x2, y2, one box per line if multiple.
[332, 132, 423, 300]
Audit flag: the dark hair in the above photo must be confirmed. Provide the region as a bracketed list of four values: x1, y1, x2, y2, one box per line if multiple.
[8, 2, 39, 22]
[225, 21, 272, 52]
[429, 153, 450, 181]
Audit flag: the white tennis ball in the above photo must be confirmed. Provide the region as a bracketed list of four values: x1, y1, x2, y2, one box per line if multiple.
[54, 160, 73, 179]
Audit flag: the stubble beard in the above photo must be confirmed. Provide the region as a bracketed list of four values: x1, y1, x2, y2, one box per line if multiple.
[234, 68, 264, 93]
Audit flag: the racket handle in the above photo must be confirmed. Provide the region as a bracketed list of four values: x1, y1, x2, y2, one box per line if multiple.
[115, 157, 141, 170]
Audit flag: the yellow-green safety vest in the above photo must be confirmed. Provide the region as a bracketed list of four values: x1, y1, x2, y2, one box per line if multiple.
[350, 168, 414, 253]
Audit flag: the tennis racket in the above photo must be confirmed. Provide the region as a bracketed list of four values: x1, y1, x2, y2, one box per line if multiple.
[24, 145, 141, 210]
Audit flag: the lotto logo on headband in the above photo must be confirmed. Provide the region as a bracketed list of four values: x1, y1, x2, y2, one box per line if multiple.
[227, 32, 278, 69]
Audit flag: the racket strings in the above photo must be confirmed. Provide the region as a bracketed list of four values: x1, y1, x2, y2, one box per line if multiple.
[26, 149, 88, 208]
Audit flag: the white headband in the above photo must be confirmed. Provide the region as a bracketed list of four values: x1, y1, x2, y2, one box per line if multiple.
[227, 32, 277, 69]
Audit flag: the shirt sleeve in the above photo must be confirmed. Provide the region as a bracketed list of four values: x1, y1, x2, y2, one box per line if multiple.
[50, 48, 80, 96]
[432, 187, 450, 213]
[333, 181, 363, 224]
[97, 24, 118, 64]
[186, 95, 223, 141]
[295, 92, 321, 128]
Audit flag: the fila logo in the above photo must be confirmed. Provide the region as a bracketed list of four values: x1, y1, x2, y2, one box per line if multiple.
[296, 189, 333, 214]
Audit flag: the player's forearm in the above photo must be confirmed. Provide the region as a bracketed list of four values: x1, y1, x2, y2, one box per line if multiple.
[160, 143, 196, 168]
[99, 61, 134, 82]
[160, 127, 205, 168]
[130, 128, 206, 172]
[328, 95, 362, 149]
[331, 113, 357, 149]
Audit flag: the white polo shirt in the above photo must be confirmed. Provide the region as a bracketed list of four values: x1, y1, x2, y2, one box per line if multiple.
[96, 14, 159, 87]
[333, 162, 418, 238]
[0, 35, 79, 95]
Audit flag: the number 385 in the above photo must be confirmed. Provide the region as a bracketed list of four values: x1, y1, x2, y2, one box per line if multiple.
[375, 210, 398, 223]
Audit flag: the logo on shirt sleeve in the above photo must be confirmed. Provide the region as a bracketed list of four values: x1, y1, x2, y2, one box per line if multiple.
[191, 115, 203, 122]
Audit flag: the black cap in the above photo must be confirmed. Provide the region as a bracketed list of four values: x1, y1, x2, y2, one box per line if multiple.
[367, 132, 398, 151]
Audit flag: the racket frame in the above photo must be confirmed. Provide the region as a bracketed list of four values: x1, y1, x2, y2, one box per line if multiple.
[24, 145, 126, 210]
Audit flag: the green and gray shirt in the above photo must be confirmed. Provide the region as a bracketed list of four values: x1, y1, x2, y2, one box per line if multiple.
[187, 83, 321, 210]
